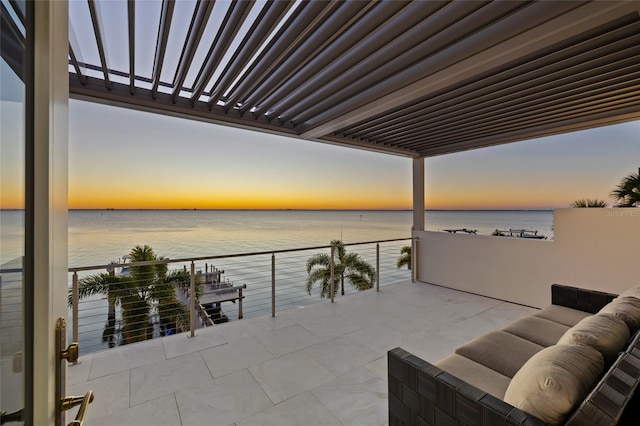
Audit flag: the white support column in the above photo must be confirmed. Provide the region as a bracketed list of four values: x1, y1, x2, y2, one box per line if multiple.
[31, 1, 69, 424]
[412, 158, 424, 283]
[412, 157, 425, 231]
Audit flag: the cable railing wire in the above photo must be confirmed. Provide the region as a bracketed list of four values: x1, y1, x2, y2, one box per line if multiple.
[66, 237, 415, 355]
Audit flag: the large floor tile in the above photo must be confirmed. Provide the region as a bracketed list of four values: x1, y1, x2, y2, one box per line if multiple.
[381, 283, 446, 308]
[312, 367, 388, 426]
[235, 391, 341, 426]
[67, 370, 130, 423]
[162, 325, 227, 359]
[220, 314, 299, 342]
[201, 337, 275, 378]
[88, 394, 181, 426]
[275, 301, 338, 321]
[254, 324, 320, 356]
[298, 313, 362, 340]
[301, 334, 380, 376]
[344, 324, 416, 357]
[249, 351, 335, 404]
[365, 356, 387, 382]
[175, 369, 273, 426]
[89, 338, 166, 379]
[332, 297, 422, 328]
[67, 353, 94, 385]
[130, 351, 213, 406]
[408, 328, 472, 362]
[384, 308, 445, 336]
[66, 280, 542, 426]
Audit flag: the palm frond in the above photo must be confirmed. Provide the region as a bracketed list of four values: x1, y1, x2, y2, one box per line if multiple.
[345, 272, 374, 291]
[306, 268, 329, 296]
[306, 253, 330, 274]
[157, 298, 190, 333]
[331, 239, 346, 261]
[570, 198, 607, 208]
[397, 246, 412, 270]
[129, 244, 157, 288]
[70, 273, 126, 307]
[306, 240, 376, 298]
[610, 171, 640, 207]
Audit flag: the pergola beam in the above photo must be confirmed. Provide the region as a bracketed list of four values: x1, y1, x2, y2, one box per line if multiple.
[87, 0, 111, 90]
[204, 1, 291, 109]
[170, 0, 215, 103]
[189, 0, 253, 105]
[299, 1, 640, 139]
[151, 0, 174, 99]
[128, 0, 135, 94]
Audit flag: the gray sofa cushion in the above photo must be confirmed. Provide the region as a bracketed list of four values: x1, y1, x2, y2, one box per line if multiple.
[532, 304, 592, 327]
[455, 330, 544, 378]
[435, 354, 511, 399]
[502, 316, 570, 347]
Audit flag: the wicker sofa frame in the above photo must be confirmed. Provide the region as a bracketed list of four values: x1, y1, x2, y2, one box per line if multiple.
[388, 284, 640, 425]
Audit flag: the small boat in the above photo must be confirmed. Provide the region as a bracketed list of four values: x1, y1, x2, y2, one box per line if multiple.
[118, 255, 131, 276]
[493, 229, 547, 239]
[104, 255, 131, 276]
[443, 228, 477, 234]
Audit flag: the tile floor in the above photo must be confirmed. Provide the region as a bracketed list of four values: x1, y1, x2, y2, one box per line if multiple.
[67, 281, 538, 425]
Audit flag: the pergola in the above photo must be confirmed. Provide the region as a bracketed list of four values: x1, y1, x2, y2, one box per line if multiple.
[2, 2, 640, 422]
[65, 0, 640, 159]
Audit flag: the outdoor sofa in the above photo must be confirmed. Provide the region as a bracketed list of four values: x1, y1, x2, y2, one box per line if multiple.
[389, 284, 640, 425]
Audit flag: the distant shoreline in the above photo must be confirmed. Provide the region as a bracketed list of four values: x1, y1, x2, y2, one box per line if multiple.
[64, 208, 555, 212]
[1, 208, 556, 212]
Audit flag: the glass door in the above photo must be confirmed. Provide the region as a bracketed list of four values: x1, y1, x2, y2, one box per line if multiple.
[1, 0, 27, 423]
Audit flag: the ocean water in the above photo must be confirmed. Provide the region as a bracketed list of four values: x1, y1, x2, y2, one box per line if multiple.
[1, 209, 553, 353]
[1, 209, 554, 267]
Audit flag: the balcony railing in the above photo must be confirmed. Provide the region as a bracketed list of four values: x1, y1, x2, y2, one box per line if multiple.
[66, 237, 415, 355]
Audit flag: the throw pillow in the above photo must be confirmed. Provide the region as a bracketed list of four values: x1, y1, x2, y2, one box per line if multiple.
[557, 313, 629, 363]
[504, 344, 604, 425]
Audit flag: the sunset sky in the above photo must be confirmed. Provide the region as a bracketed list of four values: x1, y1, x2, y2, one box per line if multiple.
[1, 97, 639, 210]
[64, 99, 639, 210]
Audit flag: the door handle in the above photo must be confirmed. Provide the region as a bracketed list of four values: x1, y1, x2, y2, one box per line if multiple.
[61, 342, 79, 364]
[0, 391, 95, 425]
[0, 409, 22, 424]
[63, 391, 94, 426]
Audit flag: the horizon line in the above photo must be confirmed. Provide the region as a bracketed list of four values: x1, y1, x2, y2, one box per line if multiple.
[61, 207, 557, 212]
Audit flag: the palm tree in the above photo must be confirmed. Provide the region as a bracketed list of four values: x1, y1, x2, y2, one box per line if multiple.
[306, 239, 376, 298]
[70, 244, 202, 346]
[397, 245, 411, 270]
[570, 199, 607, 208]
[610, 170, 640, 207]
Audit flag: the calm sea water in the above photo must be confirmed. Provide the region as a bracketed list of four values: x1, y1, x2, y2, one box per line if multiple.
[1, 209, 553, 353]
[1, 209, 554, 267]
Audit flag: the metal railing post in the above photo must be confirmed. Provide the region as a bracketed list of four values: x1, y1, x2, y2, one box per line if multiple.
[411, 238, 417, 283]
[238, 286, 244, 319]
[190, 261, 196, 337]
[330, 245, 335, 303]
[72, 272, 79, 364]
[376, 243, 380, 292]
[271, 253, 276, 317]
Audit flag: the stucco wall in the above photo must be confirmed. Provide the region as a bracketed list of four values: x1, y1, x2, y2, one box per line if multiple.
[414, 208, 640, 308]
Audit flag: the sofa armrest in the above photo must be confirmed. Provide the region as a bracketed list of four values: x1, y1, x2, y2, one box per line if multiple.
[388, 348, 546, 426]
[566, 331, 640, 425]
[551, 284, 617, 314]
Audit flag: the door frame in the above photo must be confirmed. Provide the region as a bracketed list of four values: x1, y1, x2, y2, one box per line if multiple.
[24, 1, 69, 424]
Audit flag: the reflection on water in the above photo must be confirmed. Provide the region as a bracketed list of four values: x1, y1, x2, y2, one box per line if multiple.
[0, 209, 554, 266]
